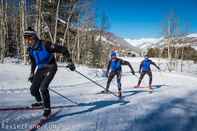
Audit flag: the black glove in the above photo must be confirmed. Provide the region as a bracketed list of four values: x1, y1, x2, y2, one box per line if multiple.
[157, 66, 161, 71]
[67, 63, 76, 71]
[28, 73, 34, 83]
[131, 71, 135, 75]
[138, 70, 141, 74]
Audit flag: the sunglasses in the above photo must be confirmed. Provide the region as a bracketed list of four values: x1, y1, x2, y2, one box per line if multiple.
[24, 36, 34, 43]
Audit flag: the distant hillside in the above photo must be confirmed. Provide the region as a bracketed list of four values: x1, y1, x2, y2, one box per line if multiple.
[97, 32, 141, 54]
[125, 33, 197, 50]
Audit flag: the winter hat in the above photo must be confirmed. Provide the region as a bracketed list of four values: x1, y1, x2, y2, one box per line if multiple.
[111, 51, 117, 57]
[24, 27, 38, 39]
[144, 54, 149, 59]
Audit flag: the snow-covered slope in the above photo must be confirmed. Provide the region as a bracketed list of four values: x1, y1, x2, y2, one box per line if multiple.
[1, 58, 197, 131]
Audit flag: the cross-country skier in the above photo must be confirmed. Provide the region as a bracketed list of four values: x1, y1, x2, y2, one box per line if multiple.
[24, 27, 75, 117]
[135, 55, 160, 91]
[105, 51, 135, 97]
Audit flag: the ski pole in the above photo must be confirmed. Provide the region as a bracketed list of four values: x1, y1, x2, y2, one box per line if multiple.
[134, 74, 139, 79]
[58, 65, 68, 68]
[49, 88, 79, 105]
[74, 70, 119, 98]
[58, 65, 119, 97]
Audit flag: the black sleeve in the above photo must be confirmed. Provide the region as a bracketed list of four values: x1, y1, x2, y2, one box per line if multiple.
[106, 60, 112, 73]
[139, 61, 143, 72]
[45, 41, 73, 63]
[151, 60, 157, 67]
[121, 59, 135, 73]
[151, 60, 159, 69]
[28, 53, 36, 75]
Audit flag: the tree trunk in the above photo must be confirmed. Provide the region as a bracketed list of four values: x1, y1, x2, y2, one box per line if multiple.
[0, 0, 6, 63]
[180, 46, 184, 72]
[36, 0, 42, 38]
[53, 0, 61, 44]
[76, 26, 80, 63]
[20, 0, 26, 64]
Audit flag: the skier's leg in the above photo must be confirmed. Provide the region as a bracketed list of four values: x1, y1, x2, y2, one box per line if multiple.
[39, 66, 57, 114]
[30, 71, 44, 102]
[148, 71, 152, 88]
[137, 71, 146, 87]
[116, 71, 122, 97]
[116, 71, 122, 91]
[106, 71, 116, 91]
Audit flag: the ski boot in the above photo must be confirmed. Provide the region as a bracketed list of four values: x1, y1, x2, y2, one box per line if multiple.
[43, 108, 51, 117]
[147, 86, 153, 93]
[100, 89, 109, 94]
[31, 101, 43, 107]
[118, 90, 122, 97]
[134, 84, 140, 88]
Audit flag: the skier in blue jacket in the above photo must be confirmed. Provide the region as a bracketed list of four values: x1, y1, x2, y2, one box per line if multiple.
[105, 51, 135, 97]
[136, 55, 160, 91]
[24, 27, 75, 117]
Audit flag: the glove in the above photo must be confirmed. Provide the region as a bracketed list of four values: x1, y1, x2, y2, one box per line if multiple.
[28, 73, 34, 83]
[138, 70, 141, 74]
[67, 63, 76, 71]
[157, 66, 161, 71]
[131, 71, 135, 75]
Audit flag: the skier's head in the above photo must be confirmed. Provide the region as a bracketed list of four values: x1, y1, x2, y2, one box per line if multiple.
[144, 54, 149, 60]
[111, 51, 117, 59]
[24, 27, 39, 47]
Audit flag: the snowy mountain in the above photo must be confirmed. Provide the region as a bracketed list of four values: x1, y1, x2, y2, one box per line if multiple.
[187, 33, 197, 38]
[125, 38, 163, 50]
[98, 32, 141, 54]
[125, 33, 197, 50]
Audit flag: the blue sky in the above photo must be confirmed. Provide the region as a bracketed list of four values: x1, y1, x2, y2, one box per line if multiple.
[93, 0, 197, 39]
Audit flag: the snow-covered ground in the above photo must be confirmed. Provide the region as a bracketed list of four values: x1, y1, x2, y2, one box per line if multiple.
[1, 57, 197, 131]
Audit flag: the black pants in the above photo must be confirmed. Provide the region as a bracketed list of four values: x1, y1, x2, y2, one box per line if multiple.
[30, 65, 57, 109]
[106, 71, 122, 91]
[137, 71, 152, 86]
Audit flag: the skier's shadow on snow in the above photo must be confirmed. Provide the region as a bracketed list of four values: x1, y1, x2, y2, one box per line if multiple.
[48, 99, 129, 122]
[122, 84, 168, 98]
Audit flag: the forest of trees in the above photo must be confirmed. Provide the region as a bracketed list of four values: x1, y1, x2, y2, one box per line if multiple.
[147, 47, 197, 62]
[0, 0, 112, 68]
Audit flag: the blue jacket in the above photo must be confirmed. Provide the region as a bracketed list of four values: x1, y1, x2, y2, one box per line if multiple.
[139, 58, 159, 72]
[106, 58, 134, 73]
[28, 40, 72, 73]
[28, 41, 54, 70]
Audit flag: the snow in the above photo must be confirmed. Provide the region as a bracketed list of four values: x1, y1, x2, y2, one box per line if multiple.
[187, 33, 197, 38]
[125, 33, 197, 50]
[1, 58, 197, 131]
[125, 38, 162, 49]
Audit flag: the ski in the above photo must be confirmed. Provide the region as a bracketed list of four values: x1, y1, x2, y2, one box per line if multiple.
[96, 90, 111, 94]
[29, 109, 61, 131]
[132, 86, 153, 93]
[96, 90, 122, 99]
[0, 105, 77, 111]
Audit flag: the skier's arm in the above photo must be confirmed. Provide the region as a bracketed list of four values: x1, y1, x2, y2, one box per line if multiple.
[27, 47, 36, 75]
[45, 42, 73, 63]
[45, 41, 75, 71]
[151, 61, 160, 70]
[139, 61, 143, 73]
[28, 54, 36, 82]
[30, 55, 36, 74]
[106, 60, 111, 76]
[121, 60, 135, 75]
